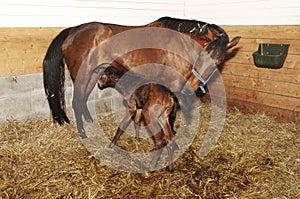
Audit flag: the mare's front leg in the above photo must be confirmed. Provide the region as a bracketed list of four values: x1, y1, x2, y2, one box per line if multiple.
[72, 67, 98, 138]
[81, 65, 107, 123]
[72, 88, 87, 139]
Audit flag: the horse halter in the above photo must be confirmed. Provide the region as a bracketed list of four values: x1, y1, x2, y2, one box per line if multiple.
[191, 53, 218, 94]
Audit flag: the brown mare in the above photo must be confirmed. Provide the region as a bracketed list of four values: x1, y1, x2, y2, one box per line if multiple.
[98, 66, 179, 170]
[43, 16, 240, 139]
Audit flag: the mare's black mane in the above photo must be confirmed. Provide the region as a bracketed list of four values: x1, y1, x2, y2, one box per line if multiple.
[156, 16, 228, 38]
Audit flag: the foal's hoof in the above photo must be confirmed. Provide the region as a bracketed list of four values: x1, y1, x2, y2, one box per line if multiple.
[108, 142, 115, 148]
[166, 164, 174, 172]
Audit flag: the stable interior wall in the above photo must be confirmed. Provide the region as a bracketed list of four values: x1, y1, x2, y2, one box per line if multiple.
[218, 25, 300, 122]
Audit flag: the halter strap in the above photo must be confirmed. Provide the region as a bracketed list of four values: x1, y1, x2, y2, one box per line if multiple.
[191, 54, 218, 94]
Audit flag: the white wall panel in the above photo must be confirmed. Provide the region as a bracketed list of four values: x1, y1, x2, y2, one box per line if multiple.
[185, 0, 300, 25]
[0, 0, 184, 27]
[0, 0, 299, 26]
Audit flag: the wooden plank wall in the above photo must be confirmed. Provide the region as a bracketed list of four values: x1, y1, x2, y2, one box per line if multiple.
[0, 28, 64, 76]
[219, 25, 300, 122]
[0, 26, 299, 122]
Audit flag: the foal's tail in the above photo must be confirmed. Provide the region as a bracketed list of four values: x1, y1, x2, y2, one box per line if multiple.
[43, 28, 71, 124]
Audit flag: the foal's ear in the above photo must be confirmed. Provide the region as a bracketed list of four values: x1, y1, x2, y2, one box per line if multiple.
[226, 36, 241, 49]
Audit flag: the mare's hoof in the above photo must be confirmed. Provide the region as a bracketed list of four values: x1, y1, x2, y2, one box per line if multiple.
[56, 119, 65, 125]
[78, 129, 88, 139]
[85, 118, 94, 123]
[174, 142, 180, 151]
[54, 117, 67, 125]
[54, 114, 70, 125]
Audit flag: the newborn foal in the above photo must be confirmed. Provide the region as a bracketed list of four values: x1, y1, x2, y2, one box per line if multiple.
[98, 66, 178, 171]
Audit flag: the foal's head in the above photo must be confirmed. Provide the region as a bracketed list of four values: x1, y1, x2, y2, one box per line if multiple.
[98, 66, 123, 89]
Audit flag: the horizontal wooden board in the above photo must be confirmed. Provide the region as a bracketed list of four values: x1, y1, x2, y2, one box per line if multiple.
[224, 86, 300, 112]
[0, 28, 64, 42]
[0, 28, 64, 76]
[236, 38, 300, 55]
[203, 85, 300, 113]
[222, 63, 300, 84]
[222, 74, 300, 99]
[223, 25, 300, 39]
[200, 94, 300, 123]
[226, 98, 300, 123]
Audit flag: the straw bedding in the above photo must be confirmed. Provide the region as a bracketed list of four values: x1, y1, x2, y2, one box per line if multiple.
[0, 104, 299, 198]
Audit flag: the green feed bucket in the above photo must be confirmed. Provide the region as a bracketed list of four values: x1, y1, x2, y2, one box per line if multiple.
[253, 43, 289, 69]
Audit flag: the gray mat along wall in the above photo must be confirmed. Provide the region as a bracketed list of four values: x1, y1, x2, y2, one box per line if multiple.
[0, 72, 121, 124]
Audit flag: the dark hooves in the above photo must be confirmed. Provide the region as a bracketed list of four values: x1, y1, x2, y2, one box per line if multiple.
[64, 117, 70, 124]
[77, 129, 88, 139]
[108, 142, 115, 148]
[84, 114, 94, 123]
[166, 165, 174, 172]
[54, 115, 70, 125]
[85, 118, 94, 123]
[174, 142, 180, 151]
[54, 118, 65, 125]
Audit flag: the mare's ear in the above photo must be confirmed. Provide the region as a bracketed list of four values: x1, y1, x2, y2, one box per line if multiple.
[226, 36, 241, 49]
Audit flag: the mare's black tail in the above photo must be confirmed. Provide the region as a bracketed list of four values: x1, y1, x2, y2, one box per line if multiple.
[43, 28, 71, 124]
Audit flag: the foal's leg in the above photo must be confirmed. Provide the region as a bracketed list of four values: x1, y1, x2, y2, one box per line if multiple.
[150, 130, 165, 170]
[142, 107, 166, 170]
[156, 96, 178, 171]
[169, 99, 178, 135]
[109, 109, 134, 148]
[158, 114, 177, 172]
[133, 109, 143, 141]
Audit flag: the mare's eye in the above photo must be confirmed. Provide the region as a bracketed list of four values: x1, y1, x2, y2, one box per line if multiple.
[214, 34, 222, 39]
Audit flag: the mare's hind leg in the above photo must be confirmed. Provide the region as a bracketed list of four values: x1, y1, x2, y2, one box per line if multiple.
[47, 93, 70, 125]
